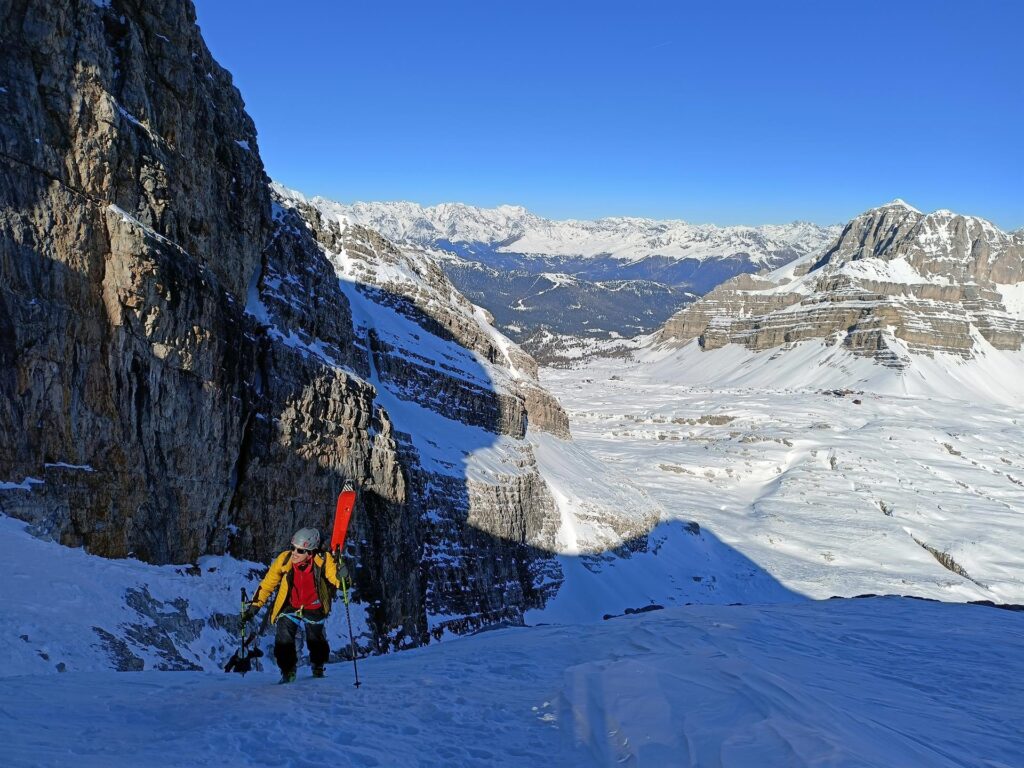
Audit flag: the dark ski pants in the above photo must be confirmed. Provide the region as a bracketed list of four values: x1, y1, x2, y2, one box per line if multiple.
[274, 611, 329, 672]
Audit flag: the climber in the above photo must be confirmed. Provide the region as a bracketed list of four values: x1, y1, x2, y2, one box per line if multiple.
[242, 527, 346, 683]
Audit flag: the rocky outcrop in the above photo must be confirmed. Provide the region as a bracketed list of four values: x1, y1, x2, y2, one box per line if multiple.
[516, 382, 571, 439]
[659, 201, 1024, 362]
[0, 0, 565, 652]
[1, 0, 286, 562]
[274, 190, 572, 439]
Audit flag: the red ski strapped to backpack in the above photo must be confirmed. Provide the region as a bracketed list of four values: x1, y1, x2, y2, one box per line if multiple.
[330, 481, 357, 553]
[330, 480, 362, 688]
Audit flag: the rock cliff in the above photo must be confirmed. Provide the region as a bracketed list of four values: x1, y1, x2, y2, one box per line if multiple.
[0, 0, 565, 652]
[271, 187, 572, 441]
[658, 201, 1024, 365]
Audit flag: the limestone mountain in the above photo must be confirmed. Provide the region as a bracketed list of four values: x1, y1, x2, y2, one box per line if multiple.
[338, 199, 837, 267]
[656, 200, 1024, 387]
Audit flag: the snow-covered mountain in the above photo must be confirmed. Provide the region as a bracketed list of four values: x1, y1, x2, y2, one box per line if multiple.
[3, 2, 1023, 764]
[335, 199, 839, 266]
[483, 214, 1024, 616]
[658, 200, 1024, 382]
[279, 192, 843, 354]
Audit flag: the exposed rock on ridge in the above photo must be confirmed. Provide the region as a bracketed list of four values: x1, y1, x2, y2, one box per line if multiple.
[659, 201, 1024, 363]
[272, 189, 572, 441]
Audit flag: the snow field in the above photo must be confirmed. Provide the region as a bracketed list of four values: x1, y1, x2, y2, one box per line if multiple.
[540, 351, 1024, 605]
[3, 598, 1020, 767]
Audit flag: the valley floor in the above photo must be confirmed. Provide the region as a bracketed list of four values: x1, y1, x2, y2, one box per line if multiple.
[540, 350, 1024, 605]
[3, 597, 1020, 767]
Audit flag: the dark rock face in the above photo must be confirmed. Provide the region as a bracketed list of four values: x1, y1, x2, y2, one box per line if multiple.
[0, 0, 562, 651]
[2, 0, 268, 299]
[1, 0, 277, 562]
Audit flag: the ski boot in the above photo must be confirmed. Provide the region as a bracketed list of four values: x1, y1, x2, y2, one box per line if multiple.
[312, 665, 326, 679]
[279, 668, 297, 685]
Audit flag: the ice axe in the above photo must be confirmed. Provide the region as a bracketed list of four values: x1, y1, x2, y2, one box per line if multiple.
[224, 587, 264, 675]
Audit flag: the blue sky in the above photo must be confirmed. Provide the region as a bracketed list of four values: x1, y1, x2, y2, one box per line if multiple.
[193, 1, 1023, 228]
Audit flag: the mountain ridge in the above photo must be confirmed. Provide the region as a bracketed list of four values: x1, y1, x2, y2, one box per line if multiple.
[291, 190, 842, 266]
[652, 200, 1024, 400]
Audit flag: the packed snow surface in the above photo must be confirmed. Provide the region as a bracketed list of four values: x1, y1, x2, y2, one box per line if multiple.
[3, 593, 1021, 767]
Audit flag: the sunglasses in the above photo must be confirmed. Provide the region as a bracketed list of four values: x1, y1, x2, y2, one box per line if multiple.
[292, 547, 312, 555]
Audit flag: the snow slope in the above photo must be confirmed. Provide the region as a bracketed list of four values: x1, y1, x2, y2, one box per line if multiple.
[263, 194, 544, 486]
[2, 496, 1021, 766]
[642, 334, 1024, 407]
[0, 515, 367, 676]
[3, 594, 1021, 767]
[540, 351, 1024, 606]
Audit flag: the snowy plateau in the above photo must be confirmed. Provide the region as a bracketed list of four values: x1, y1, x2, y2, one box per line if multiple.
[4, 197, 1024, 767]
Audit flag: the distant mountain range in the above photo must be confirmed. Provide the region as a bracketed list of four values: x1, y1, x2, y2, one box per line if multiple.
[333, 199, 837, 264]
[275, 189, 842, 352]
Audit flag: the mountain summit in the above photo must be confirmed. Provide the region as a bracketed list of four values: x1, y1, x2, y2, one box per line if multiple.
[656, 201, 1024, 388]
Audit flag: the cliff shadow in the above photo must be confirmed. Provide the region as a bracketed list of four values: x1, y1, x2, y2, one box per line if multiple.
[314, 274, 803, 653]
[524, 519, 805, 629]
[323, 268, 551, 652]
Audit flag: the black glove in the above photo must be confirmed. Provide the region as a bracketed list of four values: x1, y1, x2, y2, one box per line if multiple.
[336, 559, 349, 583]
[241, 604, 258, 624]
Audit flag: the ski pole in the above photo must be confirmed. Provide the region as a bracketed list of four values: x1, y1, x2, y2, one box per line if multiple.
[337, 545, 362, 688]
[240, 587, 248, 655]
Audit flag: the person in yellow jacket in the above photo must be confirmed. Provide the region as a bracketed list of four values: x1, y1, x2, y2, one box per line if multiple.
[243, 527, 347, 683]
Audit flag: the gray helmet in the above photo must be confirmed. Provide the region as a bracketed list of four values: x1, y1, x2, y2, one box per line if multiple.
[290, 527, 321, 551]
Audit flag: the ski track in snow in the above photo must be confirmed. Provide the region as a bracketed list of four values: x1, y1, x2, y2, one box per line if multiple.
[1, 599, 1021, 767]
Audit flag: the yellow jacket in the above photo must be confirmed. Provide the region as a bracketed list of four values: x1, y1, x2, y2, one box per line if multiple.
[251, 551, 342, 624]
